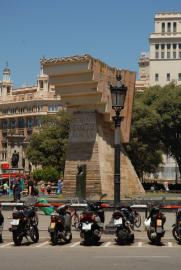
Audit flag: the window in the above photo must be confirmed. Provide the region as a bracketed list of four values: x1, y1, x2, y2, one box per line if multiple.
[167, 44, 171, 49]
[167, 51, 170, 59]
[166, 73, 170, 81]
[155, 51, 159, 59]
[167, 22, 171, 32]
[179, 51, 181, 59]
[161, 44, 165, 50]
[162, 23, 165, 33]
[178, 73, 181, 81]
[7, 86, 10, 94]
[173, 44, 177, 50]
[161, 51, 165, 59]
[155, 44, 159, 50]
[173, 51, 177, 59]
[39, 80, 44, 89]
[155, 73, 159, 82]
[173, 22, 177, 32]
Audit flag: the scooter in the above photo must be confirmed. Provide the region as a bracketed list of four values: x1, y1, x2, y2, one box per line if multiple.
[79, 194, 108, 245]
[112, 207, 134, 244]
[48, 204, 72, 245]
[146, 206, 165, 245]
[172, 208, 181, 244]
[9, 205, 39, 246]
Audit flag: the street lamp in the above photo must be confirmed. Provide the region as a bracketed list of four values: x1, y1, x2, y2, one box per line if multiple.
[110, 74, 127, 207]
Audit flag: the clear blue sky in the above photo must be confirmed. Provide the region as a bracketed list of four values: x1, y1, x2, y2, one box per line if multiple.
[0, 0, 181, 87]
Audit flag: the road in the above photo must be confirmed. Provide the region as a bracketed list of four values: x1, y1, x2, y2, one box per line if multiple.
[0, 210, 181, 270]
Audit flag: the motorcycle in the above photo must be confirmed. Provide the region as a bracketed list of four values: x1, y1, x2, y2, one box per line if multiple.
[172, 208, 181, 244]
[9, 205, 39, 246]
[48, 204, 72, 245]
[112, 207, 134, 244]
[145, 206, 165, 245]
[79, 194, 108, 245]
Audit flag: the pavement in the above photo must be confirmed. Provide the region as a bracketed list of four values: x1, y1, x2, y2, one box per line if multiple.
[0, 210, 181, 270]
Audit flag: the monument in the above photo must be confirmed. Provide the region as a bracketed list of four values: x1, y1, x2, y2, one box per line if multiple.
[41, 54, 145, 199]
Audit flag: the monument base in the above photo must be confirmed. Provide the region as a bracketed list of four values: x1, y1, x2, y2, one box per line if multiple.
[63, 111, 145, 199]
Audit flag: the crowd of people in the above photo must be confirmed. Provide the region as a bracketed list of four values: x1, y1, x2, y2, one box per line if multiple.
[0, 175, 64, 201]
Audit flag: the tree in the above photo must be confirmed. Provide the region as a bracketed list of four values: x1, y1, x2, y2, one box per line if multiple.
[154, 84, 181, 177]
[126, 97, 163, 181]
[26, 110, 70, 173]
[127, 84, 181, 180]
[32, 166, 59, 183]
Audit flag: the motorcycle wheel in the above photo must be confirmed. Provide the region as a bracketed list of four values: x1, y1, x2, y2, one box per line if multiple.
[63, 231, 72, 244]
[13, 231, 23, 246]
[29, 226, 39, 243]
[172, 227, 181, 243]
[72, 214, 79, 230]
[147, 229, 154, 242]
[134, 213, 141, 228]
[155, 235, 162, 245]
[50, 231, 58, 246]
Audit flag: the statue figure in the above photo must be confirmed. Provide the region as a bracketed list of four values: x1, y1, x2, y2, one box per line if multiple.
[11, 150, 19, 168]
[76, 164, 86, 199]
[77, 164, 84, 176]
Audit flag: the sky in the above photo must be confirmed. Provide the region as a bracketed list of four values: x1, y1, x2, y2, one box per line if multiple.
[0, 0, 181, 87]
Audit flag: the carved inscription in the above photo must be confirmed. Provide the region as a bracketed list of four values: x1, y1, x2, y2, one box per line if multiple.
[69, 111, 97, 142]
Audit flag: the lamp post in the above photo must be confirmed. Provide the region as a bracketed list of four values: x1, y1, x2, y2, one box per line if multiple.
[110, 75, 127, 207]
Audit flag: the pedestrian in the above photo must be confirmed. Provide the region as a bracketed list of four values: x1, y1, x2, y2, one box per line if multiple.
[19, 177, 25, 193]
[57, 177, 63, 194]
[13, 177, 21, 202]
[40, 182, 46, 194]
[46, 182, 52, 195]
[2, 182, 9, 195]
[0, 207, 4, 243]
[27, 177, 34, 196]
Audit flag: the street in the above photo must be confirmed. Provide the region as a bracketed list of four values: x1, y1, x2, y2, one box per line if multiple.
[0, 210, 181, 269]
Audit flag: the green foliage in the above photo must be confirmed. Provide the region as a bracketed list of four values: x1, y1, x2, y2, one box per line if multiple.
[32, 166, 59, 183]
[126, 98, 163, 180]
[26, 110, 70, 173]
[127, 83, 181, 179]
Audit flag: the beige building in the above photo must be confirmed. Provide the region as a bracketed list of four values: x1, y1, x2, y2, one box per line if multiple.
[0, 66, 62, 172]
[135, 12, 181, 181]
[136, 12, 181, 91]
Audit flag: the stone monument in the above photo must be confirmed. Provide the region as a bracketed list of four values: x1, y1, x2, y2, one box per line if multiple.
[41, 54, 145, 199]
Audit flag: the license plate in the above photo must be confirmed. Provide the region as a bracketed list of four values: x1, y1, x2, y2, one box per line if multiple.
[11, 219, 19, 226]
[82, 223, 92, 230]
[50, 223, 55, 229]
[156, 227, 162, 233]
[157, 219, 162, 226]
[114, 217, 122, 226]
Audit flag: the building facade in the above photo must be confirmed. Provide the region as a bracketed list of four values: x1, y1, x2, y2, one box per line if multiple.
[136, 12, 181, 90]
[0, 66, 62, 173]
[135, 12, 181, 181]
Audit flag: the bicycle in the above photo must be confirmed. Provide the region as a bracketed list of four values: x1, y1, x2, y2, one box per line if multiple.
[68, 206, 80, 230]
[132, 210, 142, 228]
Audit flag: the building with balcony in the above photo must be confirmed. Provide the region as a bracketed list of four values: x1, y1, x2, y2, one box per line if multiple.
[0, 65, 62, 172]
[136, 12, 181, 91]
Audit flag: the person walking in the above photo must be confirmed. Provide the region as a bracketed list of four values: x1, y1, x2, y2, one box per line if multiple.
[2, 182, 9, 195]
[57, 177, 63, 194]
[0, 207, 4, 243]
[27, 177, 34, 196]
[13, 178, 21, 202]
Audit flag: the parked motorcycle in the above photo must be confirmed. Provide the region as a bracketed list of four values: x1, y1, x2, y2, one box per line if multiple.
[112, 207, 134, 244]
[145, 206, 166, 245]
[9, 205, 39, 246]
[79, 194, 108, 245]
[48, 204, 72, 245]
[172, 208, 181, 244]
